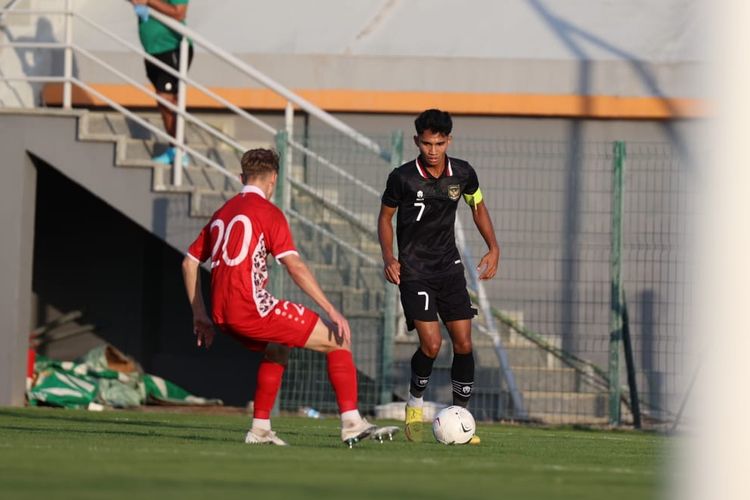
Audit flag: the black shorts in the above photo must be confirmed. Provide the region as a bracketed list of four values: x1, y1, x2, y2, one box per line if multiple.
[145, 46, 194, 94]
[399, 273, 477, 331]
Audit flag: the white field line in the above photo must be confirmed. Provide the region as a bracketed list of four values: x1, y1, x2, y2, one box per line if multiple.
[533, 464, 657, 476]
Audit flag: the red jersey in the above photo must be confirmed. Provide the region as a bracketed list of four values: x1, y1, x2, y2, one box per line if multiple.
[187, 185, 298, 328]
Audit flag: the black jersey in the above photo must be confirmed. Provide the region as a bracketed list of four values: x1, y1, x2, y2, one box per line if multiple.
[381, 156, 480, 282]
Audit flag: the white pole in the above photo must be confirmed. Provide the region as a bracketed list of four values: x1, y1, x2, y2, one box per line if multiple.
[284, 101, 294, 210]
[62, 0, 73, 109]
[172, 36, 189, 186]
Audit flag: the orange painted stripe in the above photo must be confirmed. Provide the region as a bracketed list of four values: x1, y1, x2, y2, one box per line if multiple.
[42, 83, 707, 119]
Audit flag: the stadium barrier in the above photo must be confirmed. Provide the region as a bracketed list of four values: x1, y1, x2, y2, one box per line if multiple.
[276, 134, 693, 428]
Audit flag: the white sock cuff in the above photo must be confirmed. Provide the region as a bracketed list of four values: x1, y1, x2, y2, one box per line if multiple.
[252, 418, 271, 431]
[340, 409, 361, 423]
[408, 394, 425, 408]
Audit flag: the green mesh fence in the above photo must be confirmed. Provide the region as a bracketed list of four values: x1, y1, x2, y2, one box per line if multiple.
[276, 133, 395, 415]
[275, 133, 693, 428]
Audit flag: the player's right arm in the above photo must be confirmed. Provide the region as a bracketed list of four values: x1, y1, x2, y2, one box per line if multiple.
[379, 169, 402, 285]
[181, 256, 214, 348]
[378, 204, 400, 285]
[182, 223, 215, 348]
[279, 253, 351, 344]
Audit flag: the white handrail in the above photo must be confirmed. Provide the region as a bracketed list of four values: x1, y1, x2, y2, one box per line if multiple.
[289, 178, 378, 238]
[0, 0, 23, 22]
[62, 0, 72, 108]
[69, 46, 380, 241]
[287, 208, 378, 267]
[2, 3, 387, 237]
[0, 42, 65, 48]
[172, 36, 189, 185]
[288, 137, 381, 197]
[0, 8, 68, 16]
[3, 5, 388, 190]
[146, 8, 388, 162]
[72, 9, 385, 198]
[0, 76, 67, 82]
[73, 11, 276, 136]
[72, 44, 248, 155]
[72, 78, 379, 257]
[73, 45, 382, 229]
[71, 77, 239, 183]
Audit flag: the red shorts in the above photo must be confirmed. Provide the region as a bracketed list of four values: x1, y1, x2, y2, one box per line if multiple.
[217, 300, 319, 352]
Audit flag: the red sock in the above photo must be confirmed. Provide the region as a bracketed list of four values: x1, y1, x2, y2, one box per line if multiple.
[327, 349, 358, 413]
[253, 360, 285, 419]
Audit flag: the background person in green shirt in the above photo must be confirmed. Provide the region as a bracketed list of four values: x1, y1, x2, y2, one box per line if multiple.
[131, 0, 193, 165]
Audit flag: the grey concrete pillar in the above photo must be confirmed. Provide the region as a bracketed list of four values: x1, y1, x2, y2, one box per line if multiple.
[0, 137, 36, 407]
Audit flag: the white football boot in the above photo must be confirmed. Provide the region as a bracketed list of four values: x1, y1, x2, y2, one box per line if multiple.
[371, 426, 400, 443]
[341, 418, 377, 448]
[244, 428, 289, 446]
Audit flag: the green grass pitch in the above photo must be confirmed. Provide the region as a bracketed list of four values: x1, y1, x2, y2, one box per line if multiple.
[0, 407, 666, 500]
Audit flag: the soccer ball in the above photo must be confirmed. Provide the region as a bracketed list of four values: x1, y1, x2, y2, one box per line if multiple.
[432, 405, 475, 445]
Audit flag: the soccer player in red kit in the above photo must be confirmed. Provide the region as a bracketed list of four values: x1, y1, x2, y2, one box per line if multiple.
[182, 148, 377, 446]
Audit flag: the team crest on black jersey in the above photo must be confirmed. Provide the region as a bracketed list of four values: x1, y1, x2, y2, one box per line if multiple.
[447, 184, 461, 201]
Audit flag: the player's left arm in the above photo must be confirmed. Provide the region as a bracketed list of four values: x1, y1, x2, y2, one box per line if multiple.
[280, 253, 351, 345]
[270, 211, 352, 342]
[471, 200, 500, 280]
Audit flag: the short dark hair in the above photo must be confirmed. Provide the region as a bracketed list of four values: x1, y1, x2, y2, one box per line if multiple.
[241, 148, 279, 179]
[414, 108, 452, 135]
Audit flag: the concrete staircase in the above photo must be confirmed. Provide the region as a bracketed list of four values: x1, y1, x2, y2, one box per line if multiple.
[78, 111, 251, 214]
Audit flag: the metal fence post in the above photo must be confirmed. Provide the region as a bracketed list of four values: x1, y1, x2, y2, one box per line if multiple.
[275, 128, 291, 214]
[172, 36, 189, 186]
[271, 130, 289, 299]
[621, 292, 642, 428]
[379, 130, 403, 404]
[284, 102, 294, 210]
[62, 0, 73, 109]
[608, 141, 626, 425]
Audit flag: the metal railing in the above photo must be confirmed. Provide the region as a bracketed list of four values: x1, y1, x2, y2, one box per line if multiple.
[0, 2, 389, 187]
[0, 0, 392, 291]
[0, 0, 25, 25]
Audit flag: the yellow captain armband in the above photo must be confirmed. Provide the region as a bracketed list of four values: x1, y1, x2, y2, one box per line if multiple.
[463, 188, 483, 209]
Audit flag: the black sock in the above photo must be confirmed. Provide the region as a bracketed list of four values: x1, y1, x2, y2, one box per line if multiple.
[410, 348, 435, 398]
[451, 351, 475, 407]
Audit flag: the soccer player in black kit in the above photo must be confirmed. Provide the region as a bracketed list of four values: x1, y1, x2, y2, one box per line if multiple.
[378, 109, 500, 443]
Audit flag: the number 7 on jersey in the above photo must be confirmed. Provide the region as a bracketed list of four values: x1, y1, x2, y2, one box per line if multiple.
[414, 202, 425, 222]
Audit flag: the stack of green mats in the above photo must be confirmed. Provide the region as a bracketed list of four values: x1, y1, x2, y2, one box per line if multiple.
[27, 345, 222, 409]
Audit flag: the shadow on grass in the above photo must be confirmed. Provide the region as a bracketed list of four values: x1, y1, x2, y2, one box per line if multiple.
[0, 423, 238, 443]
[0, 409, 381, 447]
[0, 408, 240, 436]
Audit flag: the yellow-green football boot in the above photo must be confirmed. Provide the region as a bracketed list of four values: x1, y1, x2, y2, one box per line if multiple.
[404, 404, 424, 442]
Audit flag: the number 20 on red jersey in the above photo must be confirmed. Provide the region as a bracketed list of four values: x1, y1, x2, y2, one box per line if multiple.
[208, 214, 253, 268]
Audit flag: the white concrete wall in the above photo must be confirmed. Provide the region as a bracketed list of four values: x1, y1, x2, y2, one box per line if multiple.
[0, 0, 708, 99]
[74, 0, 706, 62]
